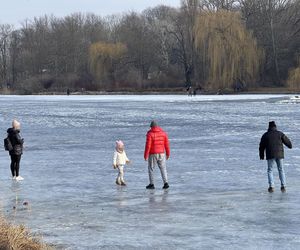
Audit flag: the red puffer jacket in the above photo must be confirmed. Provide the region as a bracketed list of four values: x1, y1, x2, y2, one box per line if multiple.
[144, 126, 170, 160]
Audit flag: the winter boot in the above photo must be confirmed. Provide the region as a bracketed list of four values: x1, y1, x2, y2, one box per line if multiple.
[268, 187, 274, 193]
[281, 186, 286, 193]
[116, 178, 121, 185]
[146, 184, 155, 189]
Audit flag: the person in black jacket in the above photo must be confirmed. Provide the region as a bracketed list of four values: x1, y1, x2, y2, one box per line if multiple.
[259, 121, 292, 193]
[7, 120, 24, 181]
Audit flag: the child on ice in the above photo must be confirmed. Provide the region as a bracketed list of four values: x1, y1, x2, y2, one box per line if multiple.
[113, 140, 130, 186]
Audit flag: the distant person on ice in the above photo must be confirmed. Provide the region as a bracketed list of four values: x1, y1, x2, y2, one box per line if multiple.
[259, 121, 292, 193]
[7, 120, 24, 181]
[113, 140, 130, 186]
[144, 121, 170, 189]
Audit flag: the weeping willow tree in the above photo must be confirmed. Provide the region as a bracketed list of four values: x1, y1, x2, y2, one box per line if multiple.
[195, 10, 264, 90]
[89, 42, 127, 88]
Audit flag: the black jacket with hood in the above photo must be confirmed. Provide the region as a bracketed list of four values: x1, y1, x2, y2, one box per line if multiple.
[259, 126, 292, 160]
[7, 128, 24, 155]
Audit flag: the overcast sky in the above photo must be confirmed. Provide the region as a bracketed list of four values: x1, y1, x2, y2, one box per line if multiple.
[1, 0, 181, 27]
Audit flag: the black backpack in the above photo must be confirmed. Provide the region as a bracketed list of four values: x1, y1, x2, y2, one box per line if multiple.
[4, 136, 13, 151]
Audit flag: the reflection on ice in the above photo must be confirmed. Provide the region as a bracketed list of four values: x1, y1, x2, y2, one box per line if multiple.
[0, 94, 299, 249]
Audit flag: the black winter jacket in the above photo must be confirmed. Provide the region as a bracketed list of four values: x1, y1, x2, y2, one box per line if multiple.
[259, 127, 292, 160]
[7, 128, 24, 155]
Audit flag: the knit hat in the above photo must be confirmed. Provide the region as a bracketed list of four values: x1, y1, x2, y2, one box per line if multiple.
[116, 140, 124, 151]
[12, 119, 21, 130]
[269, 121, 276, 128]
[150, 120, 158, 127]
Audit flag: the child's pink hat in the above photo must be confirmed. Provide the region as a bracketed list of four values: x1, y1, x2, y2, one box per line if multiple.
[116, 140, 124, 149]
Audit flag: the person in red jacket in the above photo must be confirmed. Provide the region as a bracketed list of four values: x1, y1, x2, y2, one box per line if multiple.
[144, 120, 170, 189]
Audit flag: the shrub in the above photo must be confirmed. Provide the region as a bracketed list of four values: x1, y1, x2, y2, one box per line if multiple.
[0, 216, 52, 250]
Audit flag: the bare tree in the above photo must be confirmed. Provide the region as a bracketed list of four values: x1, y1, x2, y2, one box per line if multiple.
[240, 0, 300, 84]
[0, 24, 13, 85]
[114, 12, 159, 87]
[200, 0, 240, 10]
[9, 30, 21, 86]
[157, 0, 200, 88]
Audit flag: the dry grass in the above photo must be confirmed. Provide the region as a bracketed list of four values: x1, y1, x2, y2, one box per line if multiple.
[287, 66, 300, 90]
[0, 216, 52, 250]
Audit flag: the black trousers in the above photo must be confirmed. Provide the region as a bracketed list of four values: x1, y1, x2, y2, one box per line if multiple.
[10, 154, 21, 177]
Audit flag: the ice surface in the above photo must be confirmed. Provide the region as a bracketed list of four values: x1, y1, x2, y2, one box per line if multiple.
[0, 94, 299, 249]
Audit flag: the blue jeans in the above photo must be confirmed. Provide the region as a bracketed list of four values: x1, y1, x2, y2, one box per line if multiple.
[267, 158, 286, 187]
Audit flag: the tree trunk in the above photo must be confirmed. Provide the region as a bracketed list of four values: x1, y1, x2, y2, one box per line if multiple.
[270, 17, 281, 84]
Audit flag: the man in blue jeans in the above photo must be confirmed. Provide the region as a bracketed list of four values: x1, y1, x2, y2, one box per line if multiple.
[259, 121, 292, 193]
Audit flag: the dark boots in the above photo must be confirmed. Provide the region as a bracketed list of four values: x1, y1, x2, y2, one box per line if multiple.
[146, 184, 155, 189]
[268, 187, 274, 193]
[146, 183, 169, 189]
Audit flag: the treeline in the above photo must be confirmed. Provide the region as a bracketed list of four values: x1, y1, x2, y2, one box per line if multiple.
[0, 0, 299, 94]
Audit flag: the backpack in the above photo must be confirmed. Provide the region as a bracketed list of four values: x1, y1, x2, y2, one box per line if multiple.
[4, 136, 13, 151]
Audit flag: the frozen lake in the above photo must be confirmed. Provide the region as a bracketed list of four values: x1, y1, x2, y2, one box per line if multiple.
[0, 94, 300, 249]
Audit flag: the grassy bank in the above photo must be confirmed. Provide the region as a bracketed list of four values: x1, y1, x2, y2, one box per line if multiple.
[0, 216, 52, 250]
[1, 86, 300, 95]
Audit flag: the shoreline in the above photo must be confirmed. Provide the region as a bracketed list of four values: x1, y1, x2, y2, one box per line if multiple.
[0, 216, 52, 250]
[1, 87, 300, 96]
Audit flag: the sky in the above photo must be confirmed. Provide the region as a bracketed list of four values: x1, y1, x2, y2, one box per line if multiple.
[0, 0, 181, 27]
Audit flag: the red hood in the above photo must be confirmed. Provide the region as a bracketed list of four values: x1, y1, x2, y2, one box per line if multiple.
[149, 126, 163, 133]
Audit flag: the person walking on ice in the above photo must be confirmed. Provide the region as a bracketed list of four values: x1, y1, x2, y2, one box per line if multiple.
[259, 121, 292, 193]
[113, 140, 130, 186]
[144, 120, 170, 189]
[6, 119, 24, 181]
